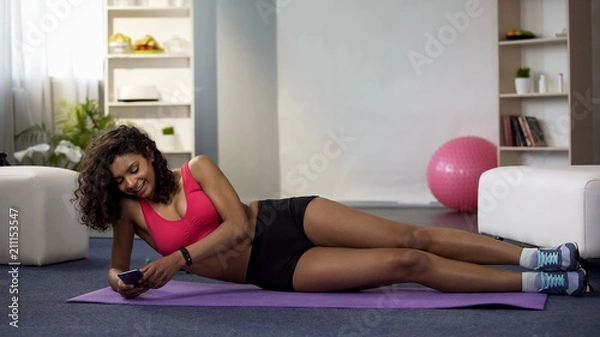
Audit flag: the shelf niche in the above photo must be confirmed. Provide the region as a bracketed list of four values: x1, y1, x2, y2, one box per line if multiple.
[497, 0, 593, 166]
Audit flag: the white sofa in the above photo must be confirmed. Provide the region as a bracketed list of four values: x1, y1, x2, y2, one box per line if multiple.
[478, 166, 600, 259]
[0, 166, 88, 265]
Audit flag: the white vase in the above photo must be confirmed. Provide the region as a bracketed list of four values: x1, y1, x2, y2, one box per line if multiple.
[161, 134, 180, 152]
[515, 78, 532, 94]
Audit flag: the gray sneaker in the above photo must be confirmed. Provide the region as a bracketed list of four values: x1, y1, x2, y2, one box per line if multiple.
[537, 267, 586, 296]
[534, 242, 580, 272]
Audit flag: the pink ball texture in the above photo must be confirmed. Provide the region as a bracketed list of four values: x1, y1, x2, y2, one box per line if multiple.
[427, 136, 497, 211]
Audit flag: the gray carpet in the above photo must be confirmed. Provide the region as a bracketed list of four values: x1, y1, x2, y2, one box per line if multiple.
[1, 208, 599, 337]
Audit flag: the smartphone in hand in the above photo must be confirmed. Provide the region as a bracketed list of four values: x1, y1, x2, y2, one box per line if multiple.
[117, 269, 143, 285]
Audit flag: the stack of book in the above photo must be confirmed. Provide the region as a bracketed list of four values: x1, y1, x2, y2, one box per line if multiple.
[502, 115, 547, 147]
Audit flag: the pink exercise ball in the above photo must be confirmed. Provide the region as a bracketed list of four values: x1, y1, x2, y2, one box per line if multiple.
[427, 136, 497, 211]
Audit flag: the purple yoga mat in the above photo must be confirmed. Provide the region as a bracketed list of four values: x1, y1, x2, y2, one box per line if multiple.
[66, 281, 547, 310]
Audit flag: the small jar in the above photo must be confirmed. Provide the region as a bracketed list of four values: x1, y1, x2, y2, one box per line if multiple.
[557, 73, 564, 92]
[163, 35, 191, 54]
[538, 74, 547, 94]
[170, 0, 186, 7]
[112, 0, 136, 6]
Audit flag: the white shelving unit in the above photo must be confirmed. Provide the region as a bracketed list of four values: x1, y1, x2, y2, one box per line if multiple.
[497, 0, 593, 167]
[103, 0, 195, 168]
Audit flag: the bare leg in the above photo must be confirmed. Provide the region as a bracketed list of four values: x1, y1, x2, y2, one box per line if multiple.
[293, 247, 522, 292]
[303, 198, 522, 265]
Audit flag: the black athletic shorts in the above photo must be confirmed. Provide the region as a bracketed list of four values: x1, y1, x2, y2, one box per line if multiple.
[245, 196, 318, 291]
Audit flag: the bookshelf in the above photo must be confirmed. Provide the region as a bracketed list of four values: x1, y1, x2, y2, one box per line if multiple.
[103, 0, 195, 168]
[497, 0, 593, 166]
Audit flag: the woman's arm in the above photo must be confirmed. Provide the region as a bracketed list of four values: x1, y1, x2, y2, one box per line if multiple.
[139, 155, 252, 288]
[109, 199, 149, 298]
[184, 155, 252, 262]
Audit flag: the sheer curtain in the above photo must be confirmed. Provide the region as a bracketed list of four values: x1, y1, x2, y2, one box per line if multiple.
[0, 1, 14, 160]
[0, 0, 103, 161]
[46, 0, 104, 103]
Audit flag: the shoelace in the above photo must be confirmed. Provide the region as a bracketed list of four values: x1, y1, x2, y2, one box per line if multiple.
[536, 250, 559, 270]
[540, 272, 565, 291]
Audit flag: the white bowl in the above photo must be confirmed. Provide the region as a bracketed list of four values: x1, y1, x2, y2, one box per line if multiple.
[117, 85, 160, 102]
[109, 41, 132, 54]
[112, 0, 137, 6]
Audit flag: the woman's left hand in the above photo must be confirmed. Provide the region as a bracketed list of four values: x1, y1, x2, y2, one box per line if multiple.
[138, 253, 184, 289]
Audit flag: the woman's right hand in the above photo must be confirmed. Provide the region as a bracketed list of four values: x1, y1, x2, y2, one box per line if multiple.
[115, 278, 149, 299]
[109, 269, 149, 299]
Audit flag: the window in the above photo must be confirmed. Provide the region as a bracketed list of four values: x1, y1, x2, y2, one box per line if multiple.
[16, 0, 104, 80]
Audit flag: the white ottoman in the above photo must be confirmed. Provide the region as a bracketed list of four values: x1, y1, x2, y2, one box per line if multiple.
[0, 166, 88, 266]
[477, 166, 600, 259]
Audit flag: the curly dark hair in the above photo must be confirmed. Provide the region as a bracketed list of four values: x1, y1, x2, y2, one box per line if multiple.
[73, 125, 177, 231]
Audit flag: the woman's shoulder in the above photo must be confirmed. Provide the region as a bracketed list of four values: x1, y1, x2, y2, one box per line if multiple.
[188, 155, 214, 168]
[186, 155, 222, 188]
[120, 196, 139, 207]
[187, 155, 217, 176]
[119, 197, 141, 219]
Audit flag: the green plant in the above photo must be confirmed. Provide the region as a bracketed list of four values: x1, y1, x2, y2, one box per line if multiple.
[56, 98, 117, 149]
[14, 98, 117, 170]
[516, 67, 531, 78]
[162, 126, 175, 135]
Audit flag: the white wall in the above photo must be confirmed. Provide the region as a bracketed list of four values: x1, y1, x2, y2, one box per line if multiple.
[277, 0, 497, 204]
[214, 0, 597, 204]
[217, 0, 280, 202]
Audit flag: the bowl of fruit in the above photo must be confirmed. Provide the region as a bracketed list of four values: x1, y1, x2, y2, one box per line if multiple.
[506, 29, 535, 40]
[108, 33, 132, 54]
[134, 35, 163, 54]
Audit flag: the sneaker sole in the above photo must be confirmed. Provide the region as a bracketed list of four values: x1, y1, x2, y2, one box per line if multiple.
[566, 242, 581, 272]
[571, 267, 587, 296]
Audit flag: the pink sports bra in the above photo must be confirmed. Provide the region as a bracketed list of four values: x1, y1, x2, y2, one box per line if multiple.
[139, 162, 222, 256]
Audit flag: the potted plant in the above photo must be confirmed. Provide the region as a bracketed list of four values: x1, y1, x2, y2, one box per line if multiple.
[13, 98, 117, 170]
[515, 67, 532, 94]
[161, 126, 179, 151]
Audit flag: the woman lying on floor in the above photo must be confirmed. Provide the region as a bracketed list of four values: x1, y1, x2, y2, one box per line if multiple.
[73, 125, 586, 299]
